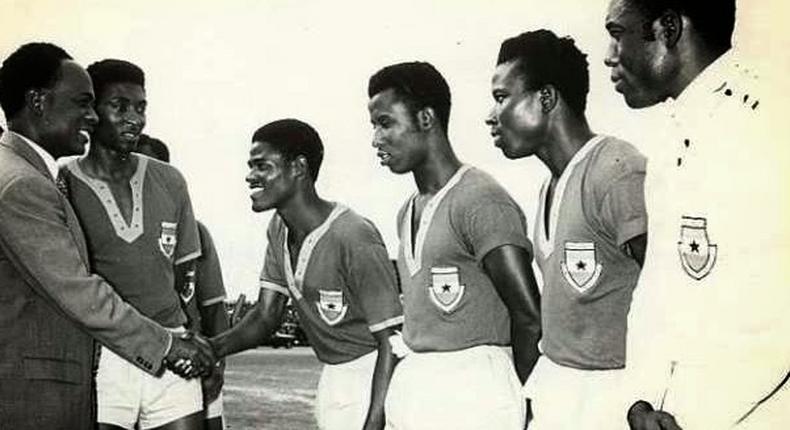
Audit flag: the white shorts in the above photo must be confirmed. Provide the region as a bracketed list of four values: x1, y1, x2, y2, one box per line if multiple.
[523, 355, 627, 430]
[205, 392, 223, 420]
[96, 345, 203, 429]
[385, 345, 525, 430]
[315, 350, 377, 430]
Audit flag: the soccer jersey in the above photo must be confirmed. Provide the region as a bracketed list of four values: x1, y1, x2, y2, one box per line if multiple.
[396, 165, 532, 352]
[260, 204, 403, 365]
[195, 221, 226, 307]
[64, 155, 201, 328]
[535, 135, 646, 370]
[626, 50, 790, 428]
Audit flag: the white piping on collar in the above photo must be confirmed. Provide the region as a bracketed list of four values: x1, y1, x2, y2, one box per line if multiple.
[402, 165, 471, 277]
[68, 156, 147, 243]
[537, 135, 606, 257]
[282, 203, 348, 300]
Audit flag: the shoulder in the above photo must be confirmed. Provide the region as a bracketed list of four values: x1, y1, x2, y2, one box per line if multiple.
[143, 155, 188, 187]
[586, 136, 646, 186]
[456, 166, 514, 200]
[0, 152, 53, 198]
[331, 207, 385, 247]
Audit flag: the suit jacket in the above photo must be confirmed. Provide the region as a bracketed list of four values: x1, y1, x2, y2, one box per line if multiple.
[0, 131, 171, 428]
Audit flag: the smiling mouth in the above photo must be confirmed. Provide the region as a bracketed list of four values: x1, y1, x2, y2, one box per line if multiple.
[249, 186, 266, 198]
[377, 151, 392, 164]
[78, 129, 91, 144]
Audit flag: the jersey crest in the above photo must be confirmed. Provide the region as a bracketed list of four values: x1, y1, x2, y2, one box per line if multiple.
[677, 216, 717, 280]
[428, 266, 465, 312]
[560, 242, 603, 293]
[158, 221, 178, 259]
[316, 289, 348, 326]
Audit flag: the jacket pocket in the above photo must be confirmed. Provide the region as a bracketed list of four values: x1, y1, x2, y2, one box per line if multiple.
[23, 356, 86, 385]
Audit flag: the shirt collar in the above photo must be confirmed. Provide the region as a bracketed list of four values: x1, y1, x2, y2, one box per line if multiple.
[667, 49, 735, 120]
[11, 131, 60, 180]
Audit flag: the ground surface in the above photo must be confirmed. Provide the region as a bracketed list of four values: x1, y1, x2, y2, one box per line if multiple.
[223, 347, 322, 430]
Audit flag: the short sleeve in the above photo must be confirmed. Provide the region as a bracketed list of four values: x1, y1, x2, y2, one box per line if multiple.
[195, 223, 227, 306]
[599, 166, 647, 247]
[174, 174, 201, 265]
[345, 222, 403, 333]
[259, 221, 289, 296]
[461, 191, 532, 261]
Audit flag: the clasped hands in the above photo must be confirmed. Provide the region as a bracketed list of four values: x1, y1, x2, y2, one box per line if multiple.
[164, 330, 219, 379]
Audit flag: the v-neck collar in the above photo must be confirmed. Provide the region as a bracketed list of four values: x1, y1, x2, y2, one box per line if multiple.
[68, 156, 147, 243]
[537, 135, 605, 256]
[282, 203, 347, 300]
[402, 164, 471, 277]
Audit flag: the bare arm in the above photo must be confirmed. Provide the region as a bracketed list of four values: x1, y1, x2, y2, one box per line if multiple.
[482, 244, 542, 383]
[363, 326, 401, 430]
[210, 288, 288, 358]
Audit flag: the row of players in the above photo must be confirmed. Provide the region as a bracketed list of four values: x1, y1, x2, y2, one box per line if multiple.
[1, 0, 788, 429]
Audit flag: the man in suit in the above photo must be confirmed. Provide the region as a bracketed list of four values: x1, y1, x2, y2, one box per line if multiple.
[0, 42, 215, 429]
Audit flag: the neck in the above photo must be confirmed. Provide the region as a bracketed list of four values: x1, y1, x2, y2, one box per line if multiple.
[83, 141, 137, 180]
[536, 113, 594, 178]
[412, 134, 462, 195]
[277, 187, 334, 236]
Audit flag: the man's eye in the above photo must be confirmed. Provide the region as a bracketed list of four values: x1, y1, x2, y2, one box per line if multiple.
[493, 94, 506, 103]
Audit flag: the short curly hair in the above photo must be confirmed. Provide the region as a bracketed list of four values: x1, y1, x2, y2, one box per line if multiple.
[252, 119, 324, 182]
[0, 42, 73, 119]
[497, 30, 589, 117]
[87, 59, 145, 101]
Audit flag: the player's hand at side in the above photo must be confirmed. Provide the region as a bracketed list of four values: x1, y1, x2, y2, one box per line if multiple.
[202, 359, 225, 404]
[164, 331, 217, 378]
[627, 400, 683, 430]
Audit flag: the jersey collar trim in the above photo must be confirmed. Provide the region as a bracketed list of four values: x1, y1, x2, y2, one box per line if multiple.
[402, 164, 471, 277]
[282, 203, 348, 299]
[537, 135, 605, 256]
[67, 155, 148, 243]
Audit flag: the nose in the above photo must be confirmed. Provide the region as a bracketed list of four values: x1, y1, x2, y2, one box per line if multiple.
[125, 109, 145, 128]
[484, 107, 497, 127]
[604, 40, 618, 68]
[371, 129, 383, 148]
[245, 169, 256, 184]
[85, 106, 99, 125]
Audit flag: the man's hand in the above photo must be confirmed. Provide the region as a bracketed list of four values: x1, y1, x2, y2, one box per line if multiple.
[202, 359, 225, 404]
[164, 331, 217, 378]
[628, 400, 683, 430]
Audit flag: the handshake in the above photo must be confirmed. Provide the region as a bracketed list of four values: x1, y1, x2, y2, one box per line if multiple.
[163, 330, 220, 379]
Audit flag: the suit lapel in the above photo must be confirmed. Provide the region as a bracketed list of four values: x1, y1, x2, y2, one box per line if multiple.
[0, 132, 91, 266]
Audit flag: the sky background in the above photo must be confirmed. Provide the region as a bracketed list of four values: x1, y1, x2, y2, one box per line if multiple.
[2, 0, 788, 301]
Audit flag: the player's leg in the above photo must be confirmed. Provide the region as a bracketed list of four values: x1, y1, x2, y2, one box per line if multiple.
[149, 411, 204, 430]
[204, 392, 225, 430]
[137, 357, 204, 430]
[316, 351, 377, 430]
[96, 347, 143, 430]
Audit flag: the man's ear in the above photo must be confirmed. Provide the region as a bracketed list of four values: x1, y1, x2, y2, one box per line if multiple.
[416, 107, 436, 131]
[26, 89, 47, 116]
[539, 85, 558, 114]
[290, 155, 310, 179]
[657, 9, 683, 48]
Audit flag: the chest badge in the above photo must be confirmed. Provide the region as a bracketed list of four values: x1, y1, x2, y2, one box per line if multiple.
[429, 266, 465, 312]
[158, 221, 178, 259]
[677, 216, 717, 280]
[316, 290, 348, 326]
[560, 242, 603, 293]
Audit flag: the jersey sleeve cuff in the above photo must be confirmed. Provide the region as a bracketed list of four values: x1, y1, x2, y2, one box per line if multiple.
[260, 280, 289, 296]
[174, 249, 202, 265]
[369, 315, 404, 332]
[200, 295, 226, 307]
